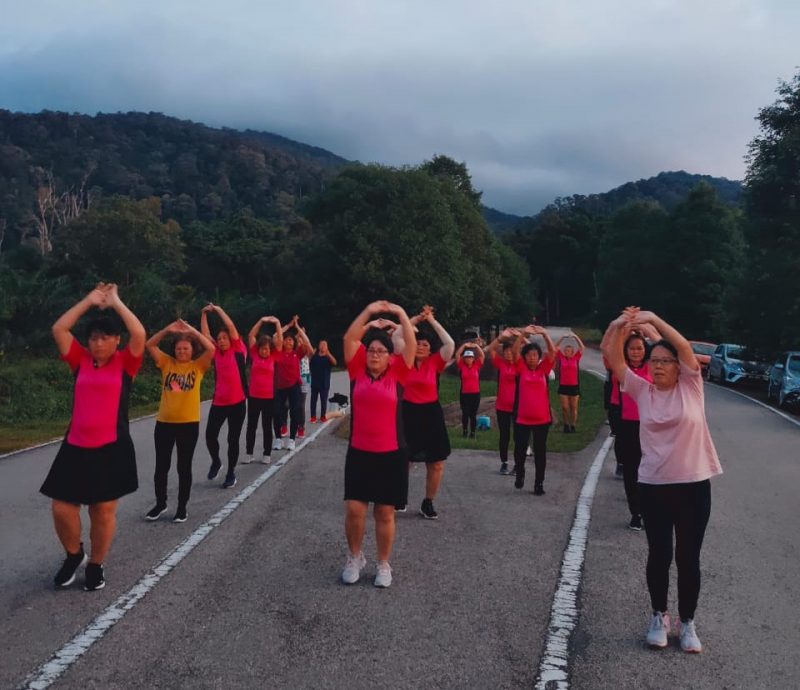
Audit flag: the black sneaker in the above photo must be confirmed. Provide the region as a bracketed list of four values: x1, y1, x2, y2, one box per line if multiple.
[500, 462, 509, 475]
[533, 483, 545, 496]
[570, 425, 576, 433]
[54, 544, 87, 587]
[419, 499, 438, 520]
[395, 505, 407, 513]
[222, 472, 237, 489]
[173, 506, 188, 523]
[563, 424, 570, 433]
[514, 469, 525, 489]
[84, 562, 105, 591]
[145, 504, 167, 521]
[629, 514, 643, 531]
[207, 461, 222, 481]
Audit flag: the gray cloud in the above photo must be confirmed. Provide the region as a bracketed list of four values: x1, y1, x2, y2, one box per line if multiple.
[1, 1, 798, 214]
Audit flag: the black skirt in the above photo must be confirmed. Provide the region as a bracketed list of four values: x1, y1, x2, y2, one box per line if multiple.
[40, 436, 138, 505]
[558, 384, 581, 396]
[402, 400, 451, 463]
[344, 447, 407, 506]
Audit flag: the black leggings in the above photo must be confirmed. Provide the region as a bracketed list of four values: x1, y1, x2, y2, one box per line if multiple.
[274, 384, 303, 439]
[615, 419, 642, 517]
[246, 397, 274, 455]
[513, 423, 549, 485]
[496, 410, 513, 462]
[154, 421, 199, 508]
[639, 480, 711, 620]
[310, 386, 329, 418]
[205, 401, 246, 473]
[460, 392, 480, 433]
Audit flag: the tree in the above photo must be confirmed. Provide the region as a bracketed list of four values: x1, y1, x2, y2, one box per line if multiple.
[734, 72, 800, 352]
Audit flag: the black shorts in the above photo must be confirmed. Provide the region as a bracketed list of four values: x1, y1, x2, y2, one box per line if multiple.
[40, 436, 138, 505]
[558, 384, 581, 396]
[402, 401, 451, 463]
[344, 447, 407, 506]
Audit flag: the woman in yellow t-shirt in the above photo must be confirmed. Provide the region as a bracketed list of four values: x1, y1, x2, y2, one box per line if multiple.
[144, 319, 216, 522]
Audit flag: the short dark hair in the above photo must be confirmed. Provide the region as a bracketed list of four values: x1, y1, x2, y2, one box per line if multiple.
[85, 315, 121, 339]
[256, 334, 272, 348]
[649, 339, 678, 359]
[624, 333, 648, 362]
[364, 329, 394, 354]
[521, 342, 542, 358]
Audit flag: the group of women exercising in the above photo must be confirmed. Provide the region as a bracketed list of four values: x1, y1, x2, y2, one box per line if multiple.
[41, 286, 721, 655]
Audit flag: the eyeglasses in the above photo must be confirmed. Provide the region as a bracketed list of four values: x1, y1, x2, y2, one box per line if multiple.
[367, 348, 389, 356]
[650, 358, 678, 366]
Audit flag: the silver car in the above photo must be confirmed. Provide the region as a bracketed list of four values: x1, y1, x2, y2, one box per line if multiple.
[707, 343, 770, 385]
[767, 351, 800, 408]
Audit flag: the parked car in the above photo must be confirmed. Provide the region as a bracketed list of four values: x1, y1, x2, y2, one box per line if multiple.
[689, 341, 716, 376]
[707, 344, 770, 385]
[766, 351, 800, 408]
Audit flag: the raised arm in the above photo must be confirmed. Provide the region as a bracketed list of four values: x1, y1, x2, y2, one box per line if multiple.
[529, 325, 555, 363]
[106, 284, 145, 358]
[51, 284, 109, 356]
[247, 318, 264, 348]
[424, 310, 455, 361]
[180, 319, 216, 367]
[631, 311, 698, 371]
[296, 325, 314, 356]
[571, 331, 586, 353]
[601, 314, 632, 383]
[200, 304, 213, 340]
[388, 303, 416, 367]
[213, 304, 240, 341]
[146, 321, 179, 367]
[344, 301, 392, 364]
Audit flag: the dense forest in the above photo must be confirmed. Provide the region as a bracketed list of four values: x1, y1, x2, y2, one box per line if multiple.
[1, 70, 799, 376]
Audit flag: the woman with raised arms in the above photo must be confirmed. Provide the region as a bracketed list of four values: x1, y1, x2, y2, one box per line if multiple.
[486, 329, 520, 475]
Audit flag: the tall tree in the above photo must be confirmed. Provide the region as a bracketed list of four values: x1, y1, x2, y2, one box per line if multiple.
[735, 72, 800, 352]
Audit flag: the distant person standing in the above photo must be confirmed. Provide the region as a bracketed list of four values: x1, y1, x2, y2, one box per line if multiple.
[603, 307, 722, 653]
[511, 325, 556, 495]
[454, 340, 485, 438]
[487, 329, 520, 475]
[145, 318, 216, 523]
[341, 301, 415, 588]
[41, 283, 145, 591]
[555, 332, 585, 433]
[310, 340, 337, 422]
[243, 316, 283, 465]
[273, 316, 312, 450]
[201, 303, 247, 489]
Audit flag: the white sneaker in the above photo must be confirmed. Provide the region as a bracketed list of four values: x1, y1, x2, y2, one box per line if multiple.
[260, 455, 271, 465]
[341, 552, 366, 584]
[374, 561, 392, 588]
[241, 454, 254, 464]
[680, 619, 702, 653]
[286, 438, 296, 451]
[272, 438, 283, 451]
[646, 611, 671, 649]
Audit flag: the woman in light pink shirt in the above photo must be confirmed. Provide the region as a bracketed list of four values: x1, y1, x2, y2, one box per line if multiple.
[603, 308, 722, 655]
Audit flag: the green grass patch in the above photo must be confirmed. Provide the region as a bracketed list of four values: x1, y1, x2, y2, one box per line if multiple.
[447, 371, 605, 453]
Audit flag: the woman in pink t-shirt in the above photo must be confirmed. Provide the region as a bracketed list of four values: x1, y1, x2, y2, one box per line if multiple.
[555, 332, 585, 434]
[487, 328, 520, 475]
[511, 325, 556, 495]
[243, 315, 283, 465]
[454, 340, 485, 438]
[41, 283, 145, 592]
[201, 303, 247, 489]
[401, 305, 455, 520]
[603, 308, 722, 654]
[341, 301, 416, 589]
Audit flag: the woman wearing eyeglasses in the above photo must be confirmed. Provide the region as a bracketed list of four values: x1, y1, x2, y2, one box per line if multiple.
[341, 301, 416, 588]
[602, 308, 722, 654]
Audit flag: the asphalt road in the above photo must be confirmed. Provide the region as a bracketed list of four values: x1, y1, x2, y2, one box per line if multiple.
[2, 343, 798, 689]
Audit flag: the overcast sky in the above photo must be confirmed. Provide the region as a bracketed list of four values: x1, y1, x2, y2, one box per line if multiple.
[1, 1, 797, 214]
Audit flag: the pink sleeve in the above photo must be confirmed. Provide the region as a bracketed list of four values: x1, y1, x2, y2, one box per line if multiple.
[120, 346, 143, 378]
[248, 344, 258, 360]
[391, 354, 411, 385]
[61, 338, 86, 372]
[575, 351, 583, 362]
[347, 343, 366, 379]
[232, 338, 246, 354]
[621, 367, 649, 402]
[432, 351, 447, 373]
[679, 359, 704, 398]
[538, 357, 554, 376]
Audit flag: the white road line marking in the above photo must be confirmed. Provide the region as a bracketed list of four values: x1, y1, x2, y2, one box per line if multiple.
[535, 434, 614, 690]
[706, 382, 800, 429]
[22, 417, 341, 690]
